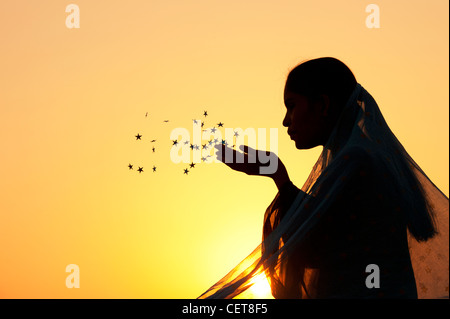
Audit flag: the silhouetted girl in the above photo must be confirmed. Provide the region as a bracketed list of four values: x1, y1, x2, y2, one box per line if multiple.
[200, 57, 449, 299]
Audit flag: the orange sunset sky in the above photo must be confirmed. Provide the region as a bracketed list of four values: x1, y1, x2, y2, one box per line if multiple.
[0, 0, 448, 298]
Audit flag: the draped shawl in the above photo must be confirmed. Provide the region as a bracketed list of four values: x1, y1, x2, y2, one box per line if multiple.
[199, 84, 449, 299]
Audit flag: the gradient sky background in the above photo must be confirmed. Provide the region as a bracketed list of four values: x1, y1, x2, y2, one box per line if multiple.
[0, 0, 448, 298]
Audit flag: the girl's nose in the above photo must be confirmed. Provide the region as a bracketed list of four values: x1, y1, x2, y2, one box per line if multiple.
[282, 113, 290, 128]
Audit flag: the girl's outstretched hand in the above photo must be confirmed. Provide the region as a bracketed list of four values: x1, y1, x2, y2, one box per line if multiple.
[214, 144, 290, 189]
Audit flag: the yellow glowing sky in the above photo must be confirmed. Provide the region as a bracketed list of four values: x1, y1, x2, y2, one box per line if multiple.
[0, 0, 448, 298]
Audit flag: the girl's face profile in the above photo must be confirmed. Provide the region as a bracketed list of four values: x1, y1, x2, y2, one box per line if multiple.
[283, 89, 329, 150]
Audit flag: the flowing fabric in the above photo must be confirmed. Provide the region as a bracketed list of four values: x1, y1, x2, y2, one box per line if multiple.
[198, 84, 449, 299]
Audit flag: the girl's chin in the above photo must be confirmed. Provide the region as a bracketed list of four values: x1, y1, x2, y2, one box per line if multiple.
[294, 139, 319, 150]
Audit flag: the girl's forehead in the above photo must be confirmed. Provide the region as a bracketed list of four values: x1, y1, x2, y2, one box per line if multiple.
[284, 91, 308, 104]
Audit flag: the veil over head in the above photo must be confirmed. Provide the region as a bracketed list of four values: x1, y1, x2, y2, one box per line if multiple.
[198, 84, 449, 299]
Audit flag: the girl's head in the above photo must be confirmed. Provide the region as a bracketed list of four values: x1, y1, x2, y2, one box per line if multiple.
[283, 57, 357, 149]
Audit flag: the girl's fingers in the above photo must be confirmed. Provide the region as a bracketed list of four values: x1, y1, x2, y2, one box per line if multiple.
[239, 144, 256, 154]
[215, 144, 239, 162]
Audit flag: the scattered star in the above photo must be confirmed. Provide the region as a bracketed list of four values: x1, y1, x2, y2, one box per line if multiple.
[130, 113, 236, 177]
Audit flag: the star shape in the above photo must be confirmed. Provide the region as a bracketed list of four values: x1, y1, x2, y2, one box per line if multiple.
[152, 166, 157, 172]
[184, 168, 189, 175]
[201, 121, 205, 128]
[194, 144, 200, 150]
[128, 164, 133, 170]
[152, 147, 155, 153]
[193, 119, 199, 125]
[189, 162, 196, 168]
[234, 131, 239, 137]
[172, 140, 178, 146]
[137, 167, 144, 173]
[210, 127, 217, 133]
[135, 133, 142, 140]
[217, 122, 224, 127]
[202, 144, 208, 150]
[203, 111, 208, 117]
[190, 143, 194, 150]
